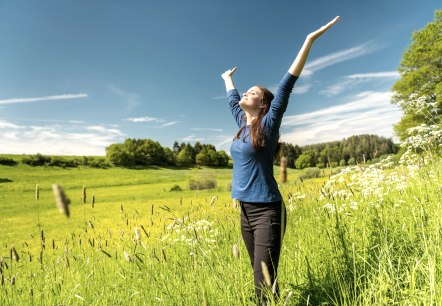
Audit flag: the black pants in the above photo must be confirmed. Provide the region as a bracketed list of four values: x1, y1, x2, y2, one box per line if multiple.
[240, 200, 286, 302]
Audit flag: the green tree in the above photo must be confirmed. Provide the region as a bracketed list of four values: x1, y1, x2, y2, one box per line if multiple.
[194, 141, 202, 156]
[216, 150, 229, 167]
[163, 147, 176, 165]
[207, 149, 218, 166]
[392, 10, 442, 140]
[295, 153, 313, 169]
[172, 141, 181, 154]
[176, 149, 193, 166]
[195, 151, 210, 166]
[106, 143, 134, 167]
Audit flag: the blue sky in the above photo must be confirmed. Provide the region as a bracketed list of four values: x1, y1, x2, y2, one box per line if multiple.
[0, 1, 440, 155]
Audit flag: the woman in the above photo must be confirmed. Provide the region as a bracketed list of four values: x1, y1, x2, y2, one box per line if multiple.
[221, 16, 340, 302]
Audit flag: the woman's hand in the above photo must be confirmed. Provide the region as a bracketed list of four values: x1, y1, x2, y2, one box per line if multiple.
[306, 16, 340, 43]
[288, 16, 340, 76]
[221, 67, 237, 81]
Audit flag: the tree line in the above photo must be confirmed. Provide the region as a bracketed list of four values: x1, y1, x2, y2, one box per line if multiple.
[0, 134, 398, 169]
[105, 139, 229, 167]
[275, 134, 399, 169]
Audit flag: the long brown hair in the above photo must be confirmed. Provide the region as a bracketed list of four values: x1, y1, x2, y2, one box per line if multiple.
[235, 86, 274, 150]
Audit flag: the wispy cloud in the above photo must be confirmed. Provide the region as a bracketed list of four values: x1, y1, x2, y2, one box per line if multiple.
[293, 84, 311, 94]
[109, 85, 140, 111]
[162, 121, 179, 127]
[0, 121, 124, 155]
[191, 128, 223, 132]
[125, 116, 163, 123]
[182, 134, 204, 142]
[0, 120, 22, 129]
[303, 41, 381, 76]
[320, 70, 400, 97]
[0, 94, 88, 105]
[347, 71, 400, 79]
[216, 136, 233, 147]
[281, 91, 402, 145]
[86, 125, 125, 136]
[124, 116, 178, 127]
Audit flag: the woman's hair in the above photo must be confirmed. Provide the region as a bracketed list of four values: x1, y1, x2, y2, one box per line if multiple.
[235, 86, 274, 150]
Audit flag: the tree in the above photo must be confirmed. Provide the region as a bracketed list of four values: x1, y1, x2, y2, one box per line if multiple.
[194, 142, 202, 156]
[295, 153, 313, 169]
[163, 147, 176, 165]
[216, 150, 230, 167]
[196, 151, 210, 166]
[185, 143, 196, 161]
[106, 143, 134, 167]
[392, 10, 442, 140]
[173, 141, 181, 154]
[176, 149, 193, 166]
[134, 139, 165, 165]
[208, 149, 218, 166]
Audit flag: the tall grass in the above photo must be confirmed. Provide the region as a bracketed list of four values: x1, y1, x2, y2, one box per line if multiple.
[0, 157, 441, 304]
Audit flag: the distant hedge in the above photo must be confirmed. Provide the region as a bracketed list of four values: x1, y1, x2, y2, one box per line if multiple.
[0, 157, 18, 166]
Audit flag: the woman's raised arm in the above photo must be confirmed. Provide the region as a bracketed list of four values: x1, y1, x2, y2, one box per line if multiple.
[221, 67, 238, 92]
[289, 16, 340, 77]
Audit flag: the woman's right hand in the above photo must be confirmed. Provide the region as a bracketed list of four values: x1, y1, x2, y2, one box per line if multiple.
[221, 67, 237, 80]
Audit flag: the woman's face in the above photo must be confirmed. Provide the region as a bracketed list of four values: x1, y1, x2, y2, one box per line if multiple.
[239, 86, 265, 112]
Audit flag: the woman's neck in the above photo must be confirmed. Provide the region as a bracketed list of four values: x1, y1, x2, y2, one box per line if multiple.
[245, 112, 259, 125]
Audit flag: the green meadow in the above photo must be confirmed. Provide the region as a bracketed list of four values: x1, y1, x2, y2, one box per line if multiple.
[1, 156, 442, 305]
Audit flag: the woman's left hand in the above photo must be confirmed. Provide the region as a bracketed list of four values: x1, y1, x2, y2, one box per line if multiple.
[306, 16, 340, 43]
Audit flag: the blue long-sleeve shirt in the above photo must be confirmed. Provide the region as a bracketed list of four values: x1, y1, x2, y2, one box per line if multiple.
[228, 72, 298, 202]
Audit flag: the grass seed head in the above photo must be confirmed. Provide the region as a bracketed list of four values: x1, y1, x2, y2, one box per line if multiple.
[11, 247, 19, 262]
[123, 251, 132, 262]
[35, 184, 39, 202]
[261, 261, 272, 287]
[232, 244, 240, 259]
[82, 185, 87, 204]
[210, 195, 217, 207]
[135, 227, 141, 241]
[52, 184, 70, 217]
[161, 248, 167, 262]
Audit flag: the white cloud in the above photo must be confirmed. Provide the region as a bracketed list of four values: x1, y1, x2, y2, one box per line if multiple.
[0, 121, 124, 155]
[281, 91, 402, 145]
[162, 121, 179, 127]
[347, 71, 400, 79]
[216, 136, 233, 147]
[124, 116, 163, 123]
[0, 94, 88, 105]
[86, 125, 125, 136]
[182, 134, 204, 142]
[124, 116, 178, 127]
[303, 41, 381, 76]
[320, 70, 400, 97]
[293, 84, 311, 94]
[0, 120, 22, 129]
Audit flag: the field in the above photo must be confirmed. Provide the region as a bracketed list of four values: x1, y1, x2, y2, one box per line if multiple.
[1, 156, 442, 305]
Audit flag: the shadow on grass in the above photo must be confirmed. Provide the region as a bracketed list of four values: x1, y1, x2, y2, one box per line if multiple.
[0, 178, 13, 183]
[287, 259, 356, 305]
